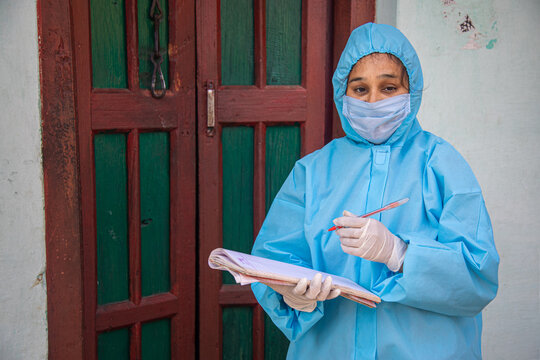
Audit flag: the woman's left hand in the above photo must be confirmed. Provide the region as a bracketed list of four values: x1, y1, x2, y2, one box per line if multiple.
[333, 210, 407, 272]
[263, 273, 341, 312]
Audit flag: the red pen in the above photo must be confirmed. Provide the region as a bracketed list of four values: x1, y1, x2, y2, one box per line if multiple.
[328, 198, 409, 231]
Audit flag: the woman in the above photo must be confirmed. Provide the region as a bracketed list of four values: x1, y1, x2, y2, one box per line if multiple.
[250, 23, 499, 359]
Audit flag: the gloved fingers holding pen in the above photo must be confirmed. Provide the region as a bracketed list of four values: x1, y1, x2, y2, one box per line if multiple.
[263, 273, 341, 312]
[333, 210, 407, 272]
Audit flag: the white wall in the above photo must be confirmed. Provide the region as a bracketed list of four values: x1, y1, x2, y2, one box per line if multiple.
[0, 1, 537, 359]
[0, 0, 48, 359]
[378, 0, 540, 359]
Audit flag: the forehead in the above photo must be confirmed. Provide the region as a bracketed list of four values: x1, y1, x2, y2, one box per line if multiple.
[349, 53, 402, 75]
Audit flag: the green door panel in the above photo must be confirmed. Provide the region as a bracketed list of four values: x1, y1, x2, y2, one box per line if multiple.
[138, 0, 169, 89]
[98, 327, 130, 360]
[220, 0, 255, 85]
[223, 307, 253, 360]
[222, 126, 254, 284]
[265, 125, 301, 210]
[266, 0, 302, 85]
[140, 132, 170, 297]
[95, 134, 129, 305]
[90, 0, 128, 88]
[265, 315, 289, 360]
[142, 318, 171, 359]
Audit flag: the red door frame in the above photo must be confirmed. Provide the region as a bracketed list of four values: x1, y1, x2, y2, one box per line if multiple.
[39, 0, 85, 357]
[39, 0, 374, 358]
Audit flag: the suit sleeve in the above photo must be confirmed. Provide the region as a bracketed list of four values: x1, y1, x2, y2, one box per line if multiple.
[372, 140, 500, 317]
[250, 161, 325, 341]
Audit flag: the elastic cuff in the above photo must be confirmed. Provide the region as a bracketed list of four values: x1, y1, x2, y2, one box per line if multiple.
[283, 296, 317, 312]
[386, 236, 408, 272]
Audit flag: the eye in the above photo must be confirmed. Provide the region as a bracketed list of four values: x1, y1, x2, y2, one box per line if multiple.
[353, 87, 367, 94]
[382, 86, 397, 92]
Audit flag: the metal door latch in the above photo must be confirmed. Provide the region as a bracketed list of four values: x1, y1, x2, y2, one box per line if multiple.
[150, 0, 166, 98]
[206, 81, 215, 136]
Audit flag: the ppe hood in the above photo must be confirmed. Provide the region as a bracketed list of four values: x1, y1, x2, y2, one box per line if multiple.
[332, 23, 424, 145]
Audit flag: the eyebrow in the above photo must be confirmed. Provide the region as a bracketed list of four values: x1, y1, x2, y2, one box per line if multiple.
[348, 74, 399, 83]
[378, 73, 398, 79]
[348, 77, 364, 83]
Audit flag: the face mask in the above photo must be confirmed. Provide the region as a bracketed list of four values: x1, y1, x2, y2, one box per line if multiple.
[342, 94, 411, 144]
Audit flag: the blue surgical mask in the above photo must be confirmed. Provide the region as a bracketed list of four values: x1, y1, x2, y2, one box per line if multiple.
[342, 94, 411, 144]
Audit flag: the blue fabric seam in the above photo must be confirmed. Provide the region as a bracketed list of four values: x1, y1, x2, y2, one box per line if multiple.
[474, 199, 484, 242]
[445, 191, 483, 201]
[274, 196, 305, 210]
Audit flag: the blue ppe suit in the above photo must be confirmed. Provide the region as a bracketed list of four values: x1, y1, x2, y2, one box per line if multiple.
[251, 23, 499, 359]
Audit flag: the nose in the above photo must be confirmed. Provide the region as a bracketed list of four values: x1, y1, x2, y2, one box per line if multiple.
[366, 91, 383, 103]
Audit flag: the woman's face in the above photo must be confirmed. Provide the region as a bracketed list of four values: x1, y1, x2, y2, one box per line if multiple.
[346, 53, 409, 103]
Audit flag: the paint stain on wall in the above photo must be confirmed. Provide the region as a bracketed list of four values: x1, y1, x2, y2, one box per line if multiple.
[486, 39, 497, 49]
[31, 271, 45, 288]
[460, 15, 475, 32]
[440, 0, 498, 50]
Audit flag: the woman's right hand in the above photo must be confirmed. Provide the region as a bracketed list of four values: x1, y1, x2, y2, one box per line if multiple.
[263, 273, 341, 312]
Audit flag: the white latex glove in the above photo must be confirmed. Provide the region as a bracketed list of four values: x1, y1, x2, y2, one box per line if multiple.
[264, 273, 341, 312]
[333, 210, 407, 272]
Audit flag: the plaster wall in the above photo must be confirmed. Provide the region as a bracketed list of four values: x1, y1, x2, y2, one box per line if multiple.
[378, 0, 540, 359]
[0, 0, 48, 359]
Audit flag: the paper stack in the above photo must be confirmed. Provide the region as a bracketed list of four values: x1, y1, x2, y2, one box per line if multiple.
[208, 248, 381, 308]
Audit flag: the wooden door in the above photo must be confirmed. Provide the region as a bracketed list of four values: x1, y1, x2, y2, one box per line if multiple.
[197, 1, 333, 358]
[42, 0, 374, 358]
[71, 0, 196, 358]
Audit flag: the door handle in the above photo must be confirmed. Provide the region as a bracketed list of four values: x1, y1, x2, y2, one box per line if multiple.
[206, 81, 215, 136]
